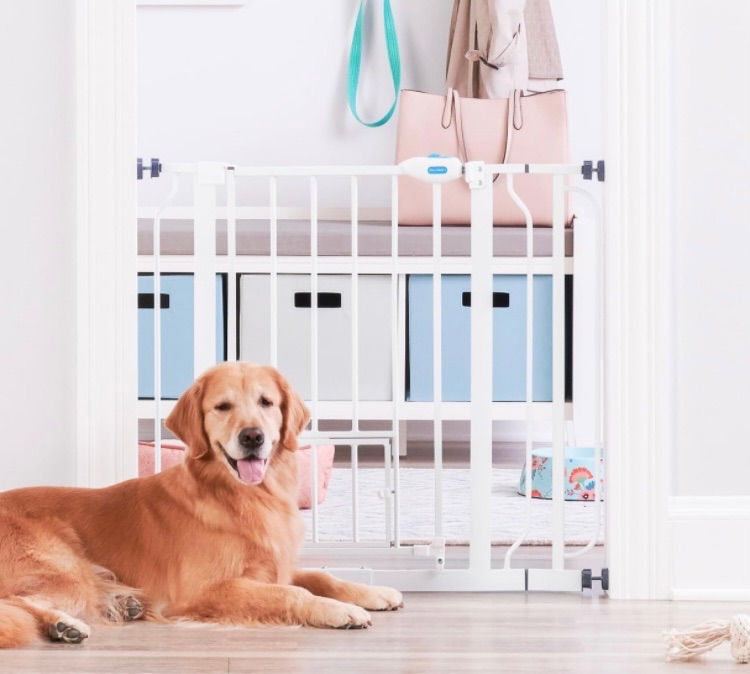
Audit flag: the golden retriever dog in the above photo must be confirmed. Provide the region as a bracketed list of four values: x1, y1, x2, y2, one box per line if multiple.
[0, 362, 402, 648]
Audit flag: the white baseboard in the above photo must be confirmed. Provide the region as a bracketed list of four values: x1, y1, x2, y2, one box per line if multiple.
[669, 497, 750, 601]
[671, 589, 750, 601]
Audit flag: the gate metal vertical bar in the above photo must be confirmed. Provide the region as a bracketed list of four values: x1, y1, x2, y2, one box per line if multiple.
[310, 175, 319, 542]
[311, 442, 319, 542]
[504, 173, 535, 567]
[151, 174, 180, 474]
[395, 274, 406, 548]
[310, 176, 319, 434]
[593, 188, 604, 540]
[152, 195, 162, 473]
[390, 174, 400, 547]
[432, 184, 443, 540]
[352, 442, 359, 542]
[468, 162, 493, 571]
[351, 176, 360, 431]
[383, 438, 393, 545]
[269, 177, 278, 368]
[226, 167, 237, 361]
[551, 173, 566, 569]
[564, 187, 604, 559]
[194, 164, 219, 380]
[351, 175, 360, 542]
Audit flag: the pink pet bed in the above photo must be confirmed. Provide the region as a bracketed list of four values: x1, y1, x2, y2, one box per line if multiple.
[138, 442, 335, 509]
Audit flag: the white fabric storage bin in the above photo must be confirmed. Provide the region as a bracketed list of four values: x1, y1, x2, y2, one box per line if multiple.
[239, 274, 392, 401]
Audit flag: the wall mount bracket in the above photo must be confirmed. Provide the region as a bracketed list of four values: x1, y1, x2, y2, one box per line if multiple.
[582, 160, 605, 182]
[582, 567, 609, 591]
[137, 157, 162, 180]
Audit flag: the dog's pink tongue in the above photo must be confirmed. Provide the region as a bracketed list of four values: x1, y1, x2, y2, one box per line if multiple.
[237, 458, 266, 484]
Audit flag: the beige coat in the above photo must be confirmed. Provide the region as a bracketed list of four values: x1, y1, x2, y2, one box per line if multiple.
[446, 0, 563, 98]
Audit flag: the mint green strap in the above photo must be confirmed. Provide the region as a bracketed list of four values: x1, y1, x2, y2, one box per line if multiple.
[347, 0, 401, 128]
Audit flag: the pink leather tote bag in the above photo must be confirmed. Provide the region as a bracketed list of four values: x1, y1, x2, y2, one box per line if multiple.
[395, 87, 570, 226]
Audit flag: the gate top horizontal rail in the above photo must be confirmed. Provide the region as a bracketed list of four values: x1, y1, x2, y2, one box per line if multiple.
[144, 160, 590, 180]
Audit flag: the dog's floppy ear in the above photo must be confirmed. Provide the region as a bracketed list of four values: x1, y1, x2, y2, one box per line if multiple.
[273, 370, 310, 451]
[165, 377, 210, 459]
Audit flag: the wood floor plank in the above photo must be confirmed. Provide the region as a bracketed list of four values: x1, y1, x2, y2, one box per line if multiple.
[0, 593, 744, 673]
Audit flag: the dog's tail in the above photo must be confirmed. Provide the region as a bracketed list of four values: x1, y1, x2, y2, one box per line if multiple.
[0, 600, 38, 648]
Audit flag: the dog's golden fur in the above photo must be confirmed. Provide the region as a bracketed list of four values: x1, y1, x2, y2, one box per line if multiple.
[0, 362, 401, 647]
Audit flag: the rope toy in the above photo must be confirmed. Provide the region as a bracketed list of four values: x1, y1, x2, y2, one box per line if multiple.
[664, 614, 750, 663]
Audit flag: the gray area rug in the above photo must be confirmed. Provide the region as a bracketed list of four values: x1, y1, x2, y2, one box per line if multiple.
[301, 467, 605, 546]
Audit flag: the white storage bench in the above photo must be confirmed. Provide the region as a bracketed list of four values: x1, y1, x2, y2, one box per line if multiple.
[136, 219, 574, 407]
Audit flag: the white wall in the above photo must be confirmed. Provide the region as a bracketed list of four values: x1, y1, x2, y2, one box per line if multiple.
[137, 0, 454, 207]
[672, 0, 750, 497]
[137, 0, 603, 199]
[666, 0, 750, 599]
[0, 1, 78, 489]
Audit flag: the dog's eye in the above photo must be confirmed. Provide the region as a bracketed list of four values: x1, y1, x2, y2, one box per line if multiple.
[215, 402, 233, 412]
[259, 396, 273, 408]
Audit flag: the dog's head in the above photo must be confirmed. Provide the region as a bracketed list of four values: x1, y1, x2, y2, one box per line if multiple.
[165, 362, 309, 485]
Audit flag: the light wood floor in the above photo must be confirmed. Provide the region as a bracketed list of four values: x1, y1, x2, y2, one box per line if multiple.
[1, 593, 744, 673]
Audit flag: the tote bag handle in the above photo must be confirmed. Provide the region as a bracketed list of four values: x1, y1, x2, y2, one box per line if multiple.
[443, 88, 518, 166]
[347, 0, 401, 127]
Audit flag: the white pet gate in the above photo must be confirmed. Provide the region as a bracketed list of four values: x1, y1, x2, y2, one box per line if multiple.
[136, 157, 604, 592]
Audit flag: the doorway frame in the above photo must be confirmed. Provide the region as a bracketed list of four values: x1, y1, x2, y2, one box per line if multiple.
[74, 0, 675, 599]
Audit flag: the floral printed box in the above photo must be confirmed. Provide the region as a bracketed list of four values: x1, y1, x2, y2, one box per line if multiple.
[518, 447, 604, 501]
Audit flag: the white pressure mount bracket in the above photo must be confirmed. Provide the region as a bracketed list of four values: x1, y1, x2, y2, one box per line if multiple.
[136, 157, 161, 180]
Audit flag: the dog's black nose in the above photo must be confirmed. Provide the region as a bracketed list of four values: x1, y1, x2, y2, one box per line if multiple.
[238, 427, 264, 450]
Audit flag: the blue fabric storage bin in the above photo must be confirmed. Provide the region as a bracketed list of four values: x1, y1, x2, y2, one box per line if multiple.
[407, 274, 556, 402]
[138, 274, 225, 400]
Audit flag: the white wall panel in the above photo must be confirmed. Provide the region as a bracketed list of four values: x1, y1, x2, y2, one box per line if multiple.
[0, 1, 78, 489]
[672, 0, 750, 496]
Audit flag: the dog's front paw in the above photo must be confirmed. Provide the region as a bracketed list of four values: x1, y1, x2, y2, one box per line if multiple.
[48, 615, 90, 644]
[308, 598, 372, 629]
[110, 595, 144, 622]
[357, 586, 403, 612]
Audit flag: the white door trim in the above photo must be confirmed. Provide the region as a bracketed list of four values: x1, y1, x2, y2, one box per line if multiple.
[76, 0, 138, 487]
[603, 0, 674, 599]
